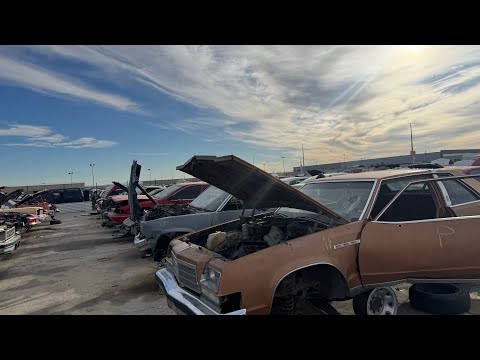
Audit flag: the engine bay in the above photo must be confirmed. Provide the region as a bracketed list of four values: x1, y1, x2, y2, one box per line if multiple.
[197, 213, 329, 260]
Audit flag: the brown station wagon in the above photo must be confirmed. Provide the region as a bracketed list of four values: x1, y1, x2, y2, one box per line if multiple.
[155, 155, 480, 315]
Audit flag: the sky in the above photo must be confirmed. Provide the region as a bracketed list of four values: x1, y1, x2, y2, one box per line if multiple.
[1, 45, 480, 186]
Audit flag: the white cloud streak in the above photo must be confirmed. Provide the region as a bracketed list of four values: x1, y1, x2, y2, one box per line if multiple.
[9, 46, 480, 162]
[0, 53, 140, 113]
[0, 124, 116, 149]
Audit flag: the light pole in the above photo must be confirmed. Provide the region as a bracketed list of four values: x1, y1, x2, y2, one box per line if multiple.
[409, 122, 415, 164]
[343, 154, 346, 171]
[89, 164, 96, 191]
[262, 162, 266, 172]
[281, 157, 286, 176]
[68, 172, 73, 185]
[148, 168, 152, 182]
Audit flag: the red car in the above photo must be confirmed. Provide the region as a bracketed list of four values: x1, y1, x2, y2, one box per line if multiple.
[106, 182, 208, 225]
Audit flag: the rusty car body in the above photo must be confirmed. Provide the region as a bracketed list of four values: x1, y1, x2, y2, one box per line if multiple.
[155, 155, 480, 315]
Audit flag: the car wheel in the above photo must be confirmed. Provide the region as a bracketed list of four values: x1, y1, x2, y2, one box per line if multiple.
[353, 287, 398, 315]
[409, 283, 471, 314]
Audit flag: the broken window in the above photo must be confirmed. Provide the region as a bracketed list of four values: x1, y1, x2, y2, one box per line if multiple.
[377, 181, 439, 222]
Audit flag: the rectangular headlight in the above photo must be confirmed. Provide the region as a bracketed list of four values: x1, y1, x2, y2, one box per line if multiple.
[200, 266, 221, 293]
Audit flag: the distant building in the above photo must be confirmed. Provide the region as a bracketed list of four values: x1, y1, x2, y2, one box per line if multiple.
[293, 149, 480, 174]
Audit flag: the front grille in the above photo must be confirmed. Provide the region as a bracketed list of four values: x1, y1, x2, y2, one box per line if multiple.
[171, 252, 201, 294]
[1, 227, 15, 242]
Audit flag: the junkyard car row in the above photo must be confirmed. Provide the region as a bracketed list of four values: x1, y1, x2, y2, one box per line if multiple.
[3, 155, 480, 315]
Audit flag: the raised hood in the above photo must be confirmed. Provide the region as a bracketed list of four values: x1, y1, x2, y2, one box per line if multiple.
[177, 155, 346, 221]
[1, 189, 24, 206]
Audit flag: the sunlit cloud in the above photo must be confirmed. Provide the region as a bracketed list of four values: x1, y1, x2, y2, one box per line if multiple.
[6, 45, 480, 163]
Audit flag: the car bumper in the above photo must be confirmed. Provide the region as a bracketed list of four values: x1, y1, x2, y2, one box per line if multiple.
[134, 234, 150, 251]
[155, 267, 246, 315]
[0, 234, 21, 255]
[108, 213, 128, 225]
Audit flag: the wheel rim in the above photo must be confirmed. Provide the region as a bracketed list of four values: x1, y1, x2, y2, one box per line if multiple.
[367, 287, 398, 315]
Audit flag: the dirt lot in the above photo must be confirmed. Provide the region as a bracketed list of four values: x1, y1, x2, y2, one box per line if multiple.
[1, 203, 479, 315]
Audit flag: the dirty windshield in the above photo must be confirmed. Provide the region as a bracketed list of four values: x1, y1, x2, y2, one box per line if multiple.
[188, 186, 229, 212]
[300, 181, 374, 221]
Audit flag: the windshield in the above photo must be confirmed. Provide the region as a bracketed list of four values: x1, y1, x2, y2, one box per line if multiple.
[153, 184, 182, 199]
[300, 181, 374, 221]
[189, 186, 230, 212]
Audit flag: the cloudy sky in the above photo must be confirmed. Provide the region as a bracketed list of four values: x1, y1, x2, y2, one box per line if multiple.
[1, 45, 480, 185]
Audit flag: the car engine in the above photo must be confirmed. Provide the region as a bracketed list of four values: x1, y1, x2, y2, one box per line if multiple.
[205, 214, 325, 260]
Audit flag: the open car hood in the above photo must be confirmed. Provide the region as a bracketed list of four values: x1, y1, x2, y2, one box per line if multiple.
[1, 189, 24, 206]
[177, 155, 346, 221]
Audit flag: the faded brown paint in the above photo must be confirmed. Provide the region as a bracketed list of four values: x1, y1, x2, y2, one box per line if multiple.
[172, 221, 365, 314]
[452, 201, 480, 216]
[164, 163, 480, 315]
[360, 217, 480, 284]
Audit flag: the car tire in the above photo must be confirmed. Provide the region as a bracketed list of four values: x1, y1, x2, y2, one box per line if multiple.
[409, 283, 471, 314]
[50, 219, 62, 225]
[353, 287, 398, 315]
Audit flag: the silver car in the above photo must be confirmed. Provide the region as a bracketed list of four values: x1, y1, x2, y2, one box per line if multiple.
[135, 185, 256, 261]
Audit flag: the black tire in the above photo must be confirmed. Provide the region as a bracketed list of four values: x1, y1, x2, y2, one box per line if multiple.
[409, 283, 471, 315]
[50, 219, 61, 225]
[352, 290, 372, 316]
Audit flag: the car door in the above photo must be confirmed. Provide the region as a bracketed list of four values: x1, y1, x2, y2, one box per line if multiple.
[434, 174, 480, 216]
[359, 178, 480, 285]
[168, 185, 203, 205]
[210, 195, 253, 225]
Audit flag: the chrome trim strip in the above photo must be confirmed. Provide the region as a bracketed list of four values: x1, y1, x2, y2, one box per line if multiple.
[333, 239, 360, 250]
[359, 180, 377, 220]
[450, 199, 480, 208]
[216, 194, 233, 212]
[373, 214, 480, 224]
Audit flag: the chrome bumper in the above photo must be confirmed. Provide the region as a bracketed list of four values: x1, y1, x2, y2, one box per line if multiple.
[134, 234, 150, 251]
[0, 234, 21, 254]
[155, 267, 246, 315]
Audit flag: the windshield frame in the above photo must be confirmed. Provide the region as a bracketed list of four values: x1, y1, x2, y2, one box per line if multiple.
[299, 179, 377, 222]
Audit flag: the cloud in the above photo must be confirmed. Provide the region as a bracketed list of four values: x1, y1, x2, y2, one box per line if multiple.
[16, 45, 480, 163]
[127, 152, 174, 156]
[0, 124, 116, 149]
[0, 53, 140, 113]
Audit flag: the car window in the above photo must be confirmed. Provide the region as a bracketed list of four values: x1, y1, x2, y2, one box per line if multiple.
[300, 181, 374, 221]
[190, 186, 229, 212]
[369, 174, 434, 219]
[439, 179, 480, 206]
[377, 181, 439, 222]
[221, 196, 242, 211]
[170, 185, 202, 200]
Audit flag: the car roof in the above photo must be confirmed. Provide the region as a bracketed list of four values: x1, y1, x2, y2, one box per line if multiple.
[309, 169, 445, 182]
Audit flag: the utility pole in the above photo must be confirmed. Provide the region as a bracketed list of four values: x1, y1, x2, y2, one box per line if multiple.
[410, 123, 415, 164]
[262, 162, 266, 172]
[302, 144, 305, 168]
[148, 168, 152, 181]
[343, 154, 346, 171]
[68, 172, 73, 185]
[281, 156, 286, 176]
[253, 155, 255, 166]
[89, 164, 95, 190]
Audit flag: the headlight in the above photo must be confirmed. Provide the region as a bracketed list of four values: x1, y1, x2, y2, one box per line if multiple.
[200, 266, 221, 293]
